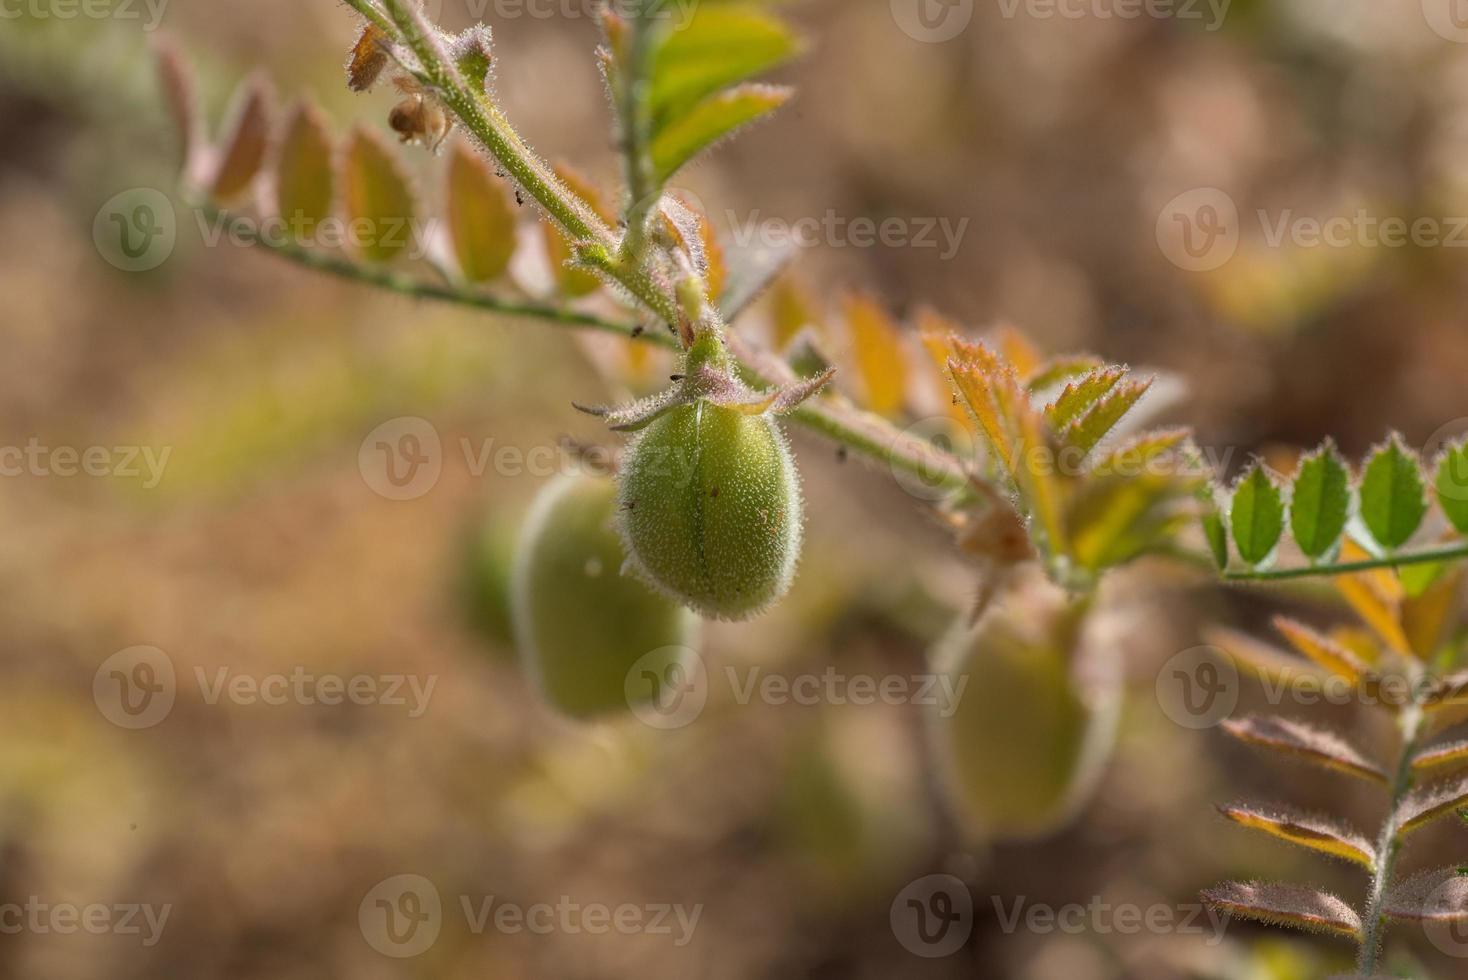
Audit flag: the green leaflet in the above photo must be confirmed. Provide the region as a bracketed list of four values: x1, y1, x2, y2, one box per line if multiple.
[1359, 436, 1426, 551]
[651, 4, 801, 127]
[1289, 442, 1350, 560]
[650, 84, 792, 185]
[1231, 464, 1284, 566]
[1436, 441, 1468, 535]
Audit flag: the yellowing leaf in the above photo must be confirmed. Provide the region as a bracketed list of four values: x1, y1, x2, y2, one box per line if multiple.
[950, 355, 1015, 472]
[650, 83, 792, 185]
[1202, 882, 1361, 940]
[1218, 801, 1376, 869]
[212, 74, 273, 202]
[1004, 374, 1067, 556]
[842, 293, 908, 418]
[543, 165, 608, 297]
[994, 324, 1042, 381]
[341, 127, 417, 264]
[1273, 616, 1371, 681]
[273, 102, 334, 240]
[916, 309, 967, 422]
[1334, 538, 1410, 656]
[446, 140, 516, 283]
[770, 278, 819, 350]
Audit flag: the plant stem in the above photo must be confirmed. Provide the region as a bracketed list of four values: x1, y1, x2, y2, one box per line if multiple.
[614, 3, 664, 260]
[201, 203, 663, 345]
[1223, 542, 1468, 583]
[328, 1, 974, 494]
[208, 202, 970, 490]
[1357, 666, 1428, 975]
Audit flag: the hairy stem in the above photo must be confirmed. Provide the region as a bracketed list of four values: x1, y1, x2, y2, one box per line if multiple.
[1357, 668, 1428, 975]
[1223, 542, 1468, 583]
[615, 3, 665, 259]
[212, 197, 969, 489]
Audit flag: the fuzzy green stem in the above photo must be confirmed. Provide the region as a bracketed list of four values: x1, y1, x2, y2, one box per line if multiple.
[201, 201, 670, 347]
[210, 197, 966, 487]
[615, 3, 666, 259]
[1223, 542, 1468, 583]
[1357, 671, 1428, 975]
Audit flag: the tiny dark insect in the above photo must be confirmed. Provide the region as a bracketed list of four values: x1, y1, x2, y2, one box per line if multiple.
[631, 325, 644, 338]
[515, 190, 524, 206]
[836, 446, 849, 463]
[670, 374, 685, 382]
[710, 486, 720, 498]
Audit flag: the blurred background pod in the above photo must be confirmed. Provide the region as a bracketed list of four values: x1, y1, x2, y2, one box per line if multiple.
[511, 473, 699, 720]
[458, 506, 518, 656]
[928, 570, 1124, 843]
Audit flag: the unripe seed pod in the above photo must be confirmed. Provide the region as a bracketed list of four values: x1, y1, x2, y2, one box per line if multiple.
[928, 575, 1121, 841]
[512, 474, 697, 719]
[460, 512, 517, 655]
[617, 402, 803, 620]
